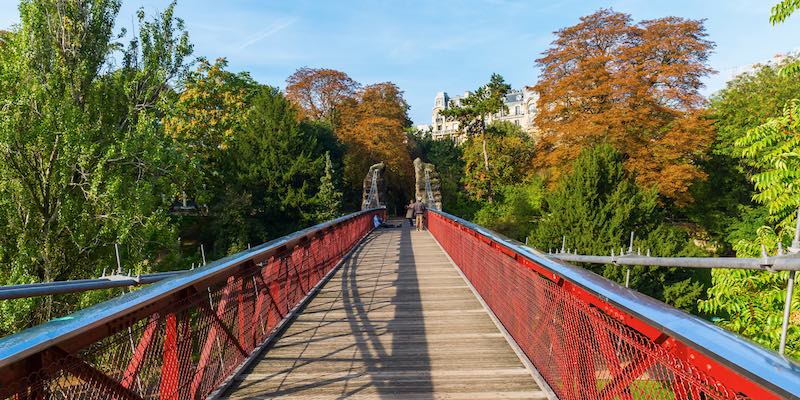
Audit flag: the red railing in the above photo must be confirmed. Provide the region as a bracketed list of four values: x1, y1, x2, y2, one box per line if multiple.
[0, 209, 383, 400]
[427, 210, 798, 400]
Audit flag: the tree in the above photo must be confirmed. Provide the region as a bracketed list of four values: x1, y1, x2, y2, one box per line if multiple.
[337, 82, 414, 211]
[440, 73, 511, 202]
[473, 179, 545, 242]
[285, 67, 360, 124]
[164, 57, 258, 204]
[531, 145, 708, 312]
[212, 86, 327, 254]
[691, 54, 800, 253]
[699, 1, 800, 358]
[532, 9, 715, 205]
[461, 122, 535, 201]
[314, 152, 343, 221]
[0, 0, 191, 329]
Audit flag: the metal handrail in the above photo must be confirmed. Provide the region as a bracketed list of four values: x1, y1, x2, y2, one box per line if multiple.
[429, 209, 800, 399]
[0, 208, 384, 369]
[547, 251, 800, 271]
[0, 270, 188, 300]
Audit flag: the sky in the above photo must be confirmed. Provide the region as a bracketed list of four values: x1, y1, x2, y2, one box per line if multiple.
[1, 0, 799, 125]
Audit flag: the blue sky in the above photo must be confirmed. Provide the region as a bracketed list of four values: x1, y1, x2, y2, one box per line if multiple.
[1, 0, 799, 125]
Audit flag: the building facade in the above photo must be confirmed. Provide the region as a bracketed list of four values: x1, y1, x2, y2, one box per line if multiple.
[422, 88, 538, 141]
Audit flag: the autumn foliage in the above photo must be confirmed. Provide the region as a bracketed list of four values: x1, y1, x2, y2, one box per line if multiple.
[285, 67, 360, 123]
[337, 82, 414, 197]
[285, 68, 414, 207]
[532, 9, 715, 205]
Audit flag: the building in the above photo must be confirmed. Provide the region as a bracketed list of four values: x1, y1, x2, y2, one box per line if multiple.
[725, 53, 791, 81]
[427, 88, 538, 142]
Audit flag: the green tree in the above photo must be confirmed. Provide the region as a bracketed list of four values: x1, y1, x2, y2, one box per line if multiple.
[531, 145, 708, 312]
[688, 54, 800, 254]
[314, 152, 343, 221]
[165, 57, 258, 205]
[440, 73, 511, 202]
[0, 0, 191, 331]
[461, 122, 534, 201]
[473, 179, 545, 242]
[212, 86, 327, 254]
[696, 3, 800, 359]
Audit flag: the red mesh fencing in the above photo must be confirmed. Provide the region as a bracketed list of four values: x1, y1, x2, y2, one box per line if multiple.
[1, 210, 381, 400]
[427, 211, 782, 400]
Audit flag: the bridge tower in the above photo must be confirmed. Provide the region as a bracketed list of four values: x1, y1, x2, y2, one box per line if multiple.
[414, 157, 442, 210]
[361, 162, 386, 210]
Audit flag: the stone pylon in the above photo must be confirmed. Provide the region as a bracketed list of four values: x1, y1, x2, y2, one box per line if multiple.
[414, 158, 442, 210]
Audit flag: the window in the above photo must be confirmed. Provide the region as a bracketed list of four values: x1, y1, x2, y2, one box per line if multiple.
[514, 120, 520, 126]
[515, 105, 521, 115]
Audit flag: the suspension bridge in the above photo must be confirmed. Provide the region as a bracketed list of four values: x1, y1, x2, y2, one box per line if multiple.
[0, 168, 799, 400]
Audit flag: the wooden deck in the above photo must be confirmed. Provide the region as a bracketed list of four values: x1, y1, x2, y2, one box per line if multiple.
[222, 222, 546, 399]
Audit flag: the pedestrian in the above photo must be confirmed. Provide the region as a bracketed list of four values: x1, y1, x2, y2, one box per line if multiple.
[413, 197, 426, 231]
[405, 199, 415, 227]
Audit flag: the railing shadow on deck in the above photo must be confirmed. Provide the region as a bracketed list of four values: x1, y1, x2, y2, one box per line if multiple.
[221, 222, 434, 399]
[338, 221, 434, 398]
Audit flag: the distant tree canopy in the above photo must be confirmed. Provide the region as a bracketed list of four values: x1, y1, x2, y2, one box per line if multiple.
[533, 9, 715, 205]
[461, 121, 534, 201]
[285, 67, 360, 124]
[441, 73, 511, 202]
[165, 57, 259, 205]
[216, 86, 330, 249]
[338, 82, 414, 210]
[693, 54, 800, 254]
[285, 69, 415, 212]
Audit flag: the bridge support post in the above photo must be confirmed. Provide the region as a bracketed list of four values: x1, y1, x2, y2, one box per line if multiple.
[160, 313, 180, 400]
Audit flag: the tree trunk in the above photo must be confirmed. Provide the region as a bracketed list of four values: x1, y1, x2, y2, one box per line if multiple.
[480, 116, 493, 203]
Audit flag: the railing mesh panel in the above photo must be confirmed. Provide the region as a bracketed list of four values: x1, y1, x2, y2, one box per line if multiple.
[428, 212, 766, 400]
[2, 211, 377, 400]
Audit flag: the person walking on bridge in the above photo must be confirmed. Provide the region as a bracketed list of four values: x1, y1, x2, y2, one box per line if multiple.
[413, 197, 426, 231]
[405, 199, 415, 227]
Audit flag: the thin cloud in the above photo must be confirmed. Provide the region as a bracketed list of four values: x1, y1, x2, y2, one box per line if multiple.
[237, 17, 296, 52]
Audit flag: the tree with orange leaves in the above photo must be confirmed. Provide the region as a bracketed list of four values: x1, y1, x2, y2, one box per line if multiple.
[285, 67, 360, 124]
[337, 82, 414, 208]
[532, 9, 715, 205]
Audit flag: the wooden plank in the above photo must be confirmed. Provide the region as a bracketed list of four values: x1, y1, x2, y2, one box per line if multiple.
[222, 223, 543, 399]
